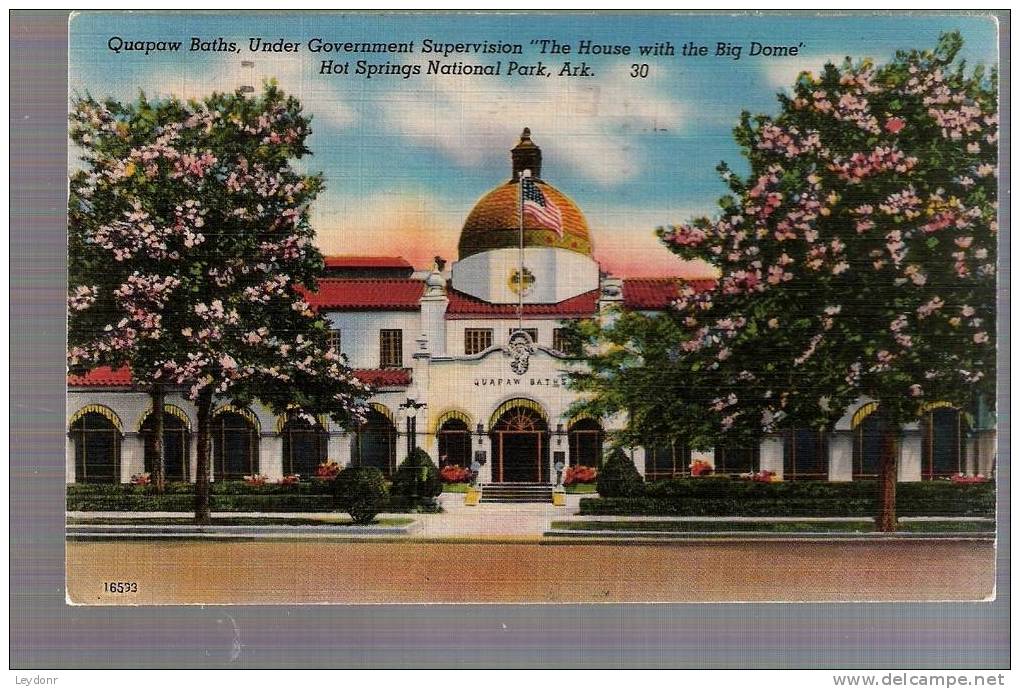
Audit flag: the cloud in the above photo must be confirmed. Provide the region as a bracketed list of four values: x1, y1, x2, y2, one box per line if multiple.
[588, 205, 717, 278]
[374, 59, 685, 186]
[311, 188, 466, 269]
[762, 52, 852, 91]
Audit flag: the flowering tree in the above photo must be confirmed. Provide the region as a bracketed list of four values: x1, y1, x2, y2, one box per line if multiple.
[68, 84, 370, 521]
[569, 33, 997, 531]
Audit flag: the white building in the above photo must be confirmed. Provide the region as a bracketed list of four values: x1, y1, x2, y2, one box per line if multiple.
[67, 130, 995, 486]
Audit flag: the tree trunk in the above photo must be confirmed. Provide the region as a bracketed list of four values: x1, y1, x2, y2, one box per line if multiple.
[151, 385, 166, 494]
[195, 390, 213, 524]
[876, 411, 898, 533]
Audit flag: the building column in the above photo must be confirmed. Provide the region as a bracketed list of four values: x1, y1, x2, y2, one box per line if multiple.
[328, 433, 352, 467]
[120, 433, 145, 483]
[261, 434, 283, 480]
[65, 435, 76, 483]
[898, 430, 922, 482]
[631, 446, 647, 478]
[828, 431, 853, 482]
[188, 433, 199, 482]
[976, 430, 996, 477]
[760, 435, 784, 478]
[475, 435, 493, 483]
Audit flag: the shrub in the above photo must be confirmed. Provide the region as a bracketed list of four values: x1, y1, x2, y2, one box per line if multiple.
[563, 465, 597, 485]
[579, 479, 995, 517]
[391, 448, 443, 505]
[440, 464, 472, 483]
[596, 449, 644, 498]
[334, 467, 389, 524]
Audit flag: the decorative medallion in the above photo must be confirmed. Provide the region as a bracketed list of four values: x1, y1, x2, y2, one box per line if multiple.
[504, 330, 536, 375]
[508, 266, 536, 296]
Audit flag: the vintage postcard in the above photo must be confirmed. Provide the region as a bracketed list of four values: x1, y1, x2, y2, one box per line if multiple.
[65, 11, 1000, 605]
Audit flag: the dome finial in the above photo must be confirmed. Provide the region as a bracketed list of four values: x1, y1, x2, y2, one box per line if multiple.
[511, 127, 541, 181]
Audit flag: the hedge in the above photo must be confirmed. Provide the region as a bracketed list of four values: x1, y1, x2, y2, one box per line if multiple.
[66, 481, 440, 513]
[578, 479, 995, 517]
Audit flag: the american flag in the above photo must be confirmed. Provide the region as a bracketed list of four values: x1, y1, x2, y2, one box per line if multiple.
[521, 177, 563, 237]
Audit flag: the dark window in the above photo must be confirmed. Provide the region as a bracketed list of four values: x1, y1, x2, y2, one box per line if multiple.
[644, 441, 692, 479]
[327, 328, 341, 353]
[714, 446, 759, 474]
[568, 418, 604, 467]
[508, 328, 539, 344]
[783, 429, 828, 480]
[282, 414, 328, 477]
[552, 327, 577, 356]
[141, 411, 190, 482]
[380, 329, 403, 368]
[922, 407, 964, 479]
[464, 328, 493, 355]
[437, 418, 472, 468]
[352, 409, 397, 476]
[853, 412, 884, 477]
[70, 411, 121, 483]
[212, 411, 258, 479]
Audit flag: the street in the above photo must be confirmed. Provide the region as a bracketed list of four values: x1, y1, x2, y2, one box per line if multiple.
[66, 538, 995, 605]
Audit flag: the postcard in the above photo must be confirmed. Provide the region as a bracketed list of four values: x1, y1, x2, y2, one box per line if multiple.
[65, 11, 1000, 605]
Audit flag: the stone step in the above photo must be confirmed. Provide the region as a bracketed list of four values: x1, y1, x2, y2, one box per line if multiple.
[479, 483, 554, 503]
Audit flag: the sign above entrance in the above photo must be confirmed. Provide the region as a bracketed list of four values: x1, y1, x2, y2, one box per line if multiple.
[473, 376, 569, 387]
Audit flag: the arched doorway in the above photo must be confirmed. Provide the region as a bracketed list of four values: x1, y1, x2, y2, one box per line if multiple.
[281, 414, 328, 477]
[568, 417, 604, 467]
[140, 407, 190, 482]
[852, 404, 883, 478]
[490, 400, 549, 483]
[921, 405, 965, 479]
[437, 418, 472, 468]
[352, 407, 397, 476]
[70, 407, 122, 483]
[211, 409, 259, 480]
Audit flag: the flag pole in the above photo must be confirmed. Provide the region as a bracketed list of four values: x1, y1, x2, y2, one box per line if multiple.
[518, 168, 527, 334]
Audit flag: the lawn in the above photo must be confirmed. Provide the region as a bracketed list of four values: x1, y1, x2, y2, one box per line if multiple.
[564, 483, 598, 494]
[442, 483, 472, 493]
[550, 520, 995, 534]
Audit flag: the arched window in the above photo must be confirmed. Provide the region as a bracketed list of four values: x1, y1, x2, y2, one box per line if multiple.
[352, 408, 397, 476]
[212, 411, 259, 480]
[568, 418, 604, 467]
[714, 446, 759, 475]
[437, 418, 471, 468]
[141, 411, 190, 482]
[70, 411, 121, 483]
[922, 406, 965, 479]
[281, 414, 328, 478]
[644, 440, 691, 480]
[783, 428, 828, 480]
[853, 410, 884, 478]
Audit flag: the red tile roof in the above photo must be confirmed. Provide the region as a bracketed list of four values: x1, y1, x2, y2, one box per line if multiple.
[303, 279, 425, 311]
[324, 256, 413, 270]
[67, 365, 133, 387]
[353, 368, 412, 388]
[622, 278, 715, 310]
[445, 287, 600, 319]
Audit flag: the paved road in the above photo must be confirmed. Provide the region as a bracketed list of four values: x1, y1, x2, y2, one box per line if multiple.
[66, 539, 994, 605]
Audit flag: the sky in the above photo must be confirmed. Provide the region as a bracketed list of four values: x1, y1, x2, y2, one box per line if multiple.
[69, 12, 998, 277]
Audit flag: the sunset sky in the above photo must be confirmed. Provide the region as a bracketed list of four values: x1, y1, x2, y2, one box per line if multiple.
[69, 12, 997, 277]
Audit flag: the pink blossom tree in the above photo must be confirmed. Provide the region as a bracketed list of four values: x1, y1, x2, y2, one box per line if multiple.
[68, 84, 370, 521]
[570, 33, 997, 531]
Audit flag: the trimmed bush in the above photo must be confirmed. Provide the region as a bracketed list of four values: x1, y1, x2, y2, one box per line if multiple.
[596, 449, 644, 498]
[334, 467, 389, 524]
[579, 479, 995, 517]
[390, 448, 442, 507]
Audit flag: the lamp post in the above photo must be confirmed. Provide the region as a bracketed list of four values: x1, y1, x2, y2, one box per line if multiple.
[399, 398, 427, 457]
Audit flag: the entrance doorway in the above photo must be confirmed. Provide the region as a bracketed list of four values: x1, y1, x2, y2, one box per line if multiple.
[491, 405, 548, 483]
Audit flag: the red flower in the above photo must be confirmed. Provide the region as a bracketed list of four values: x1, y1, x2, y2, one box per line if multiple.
[440, 465, 472, 483]
[563, 465, 598, 485]
[884, 117, 906, 134]
[690, 460, 712, 477]
[314, 461, 342, 480]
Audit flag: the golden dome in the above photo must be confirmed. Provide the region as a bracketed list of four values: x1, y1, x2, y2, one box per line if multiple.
[458, 129, 594, 260]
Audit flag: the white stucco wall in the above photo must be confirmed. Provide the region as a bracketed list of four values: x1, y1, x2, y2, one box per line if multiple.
[324, 311, 422, 369]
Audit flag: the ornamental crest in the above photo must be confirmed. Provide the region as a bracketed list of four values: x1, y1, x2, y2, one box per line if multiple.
[504, 330, 536, 375]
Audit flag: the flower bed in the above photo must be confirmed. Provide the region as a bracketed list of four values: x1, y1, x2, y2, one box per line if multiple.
[440, 464, 472, 483]
[563, 465, 597, 485]
[578, 478, 994, 517]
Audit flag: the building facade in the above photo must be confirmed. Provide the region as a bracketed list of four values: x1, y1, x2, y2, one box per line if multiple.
[67, 131, 996, 485]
